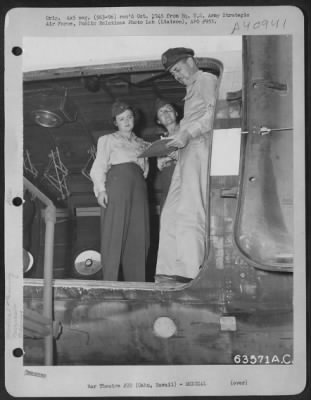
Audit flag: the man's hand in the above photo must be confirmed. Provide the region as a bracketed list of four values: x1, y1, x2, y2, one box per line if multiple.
[166, 130, 191, 149]
[97, 190, 108, 208]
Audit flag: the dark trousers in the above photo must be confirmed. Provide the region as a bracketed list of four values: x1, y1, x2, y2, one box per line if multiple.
[100, 163, 150, 282]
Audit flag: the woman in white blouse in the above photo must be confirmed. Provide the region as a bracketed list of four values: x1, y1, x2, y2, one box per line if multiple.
[90, 100, 150, 282]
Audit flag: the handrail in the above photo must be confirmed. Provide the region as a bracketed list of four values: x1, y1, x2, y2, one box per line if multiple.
[23, 177, 56, 365]
[24, 177, 55, 208]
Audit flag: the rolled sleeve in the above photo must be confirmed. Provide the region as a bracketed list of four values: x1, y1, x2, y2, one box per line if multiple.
[187, 103, 216, 138]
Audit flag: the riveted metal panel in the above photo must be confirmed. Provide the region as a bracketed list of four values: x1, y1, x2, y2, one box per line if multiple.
[234, 36, 293, 272]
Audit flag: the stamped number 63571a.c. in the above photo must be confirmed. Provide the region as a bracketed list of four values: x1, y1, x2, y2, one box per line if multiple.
[233, 354, 292, 365]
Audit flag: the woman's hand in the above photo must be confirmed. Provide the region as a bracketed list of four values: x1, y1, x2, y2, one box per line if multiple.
[97, 190, 108, 208]
[157, 156, 172, 171]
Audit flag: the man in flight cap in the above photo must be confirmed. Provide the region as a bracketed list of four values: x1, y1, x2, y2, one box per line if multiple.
[155, 47, 218, 283]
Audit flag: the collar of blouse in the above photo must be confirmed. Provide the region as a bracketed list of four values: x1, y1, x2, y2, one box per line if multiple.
[114, 131, 136, 142]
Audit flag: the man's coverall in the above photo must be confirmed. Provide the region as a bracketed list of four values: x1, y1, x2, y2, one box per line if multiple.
[156, 70, 218, 279]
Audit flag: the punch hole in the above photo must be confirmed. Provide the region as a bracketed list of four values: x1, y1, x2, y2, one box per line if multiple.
[12, 197, 23, 206]
[13, 348, 24, 358]
[12, 46, 23, 56]
[249, 177, 256, 182]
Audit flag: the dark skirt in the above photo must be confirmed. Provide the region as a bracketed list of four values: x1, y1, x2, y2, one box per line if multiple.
[100, 162, 150, 282]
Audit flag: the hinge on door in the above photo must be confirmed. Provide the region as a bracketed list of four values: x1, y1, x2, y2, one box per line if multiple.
[252, 79, 288, 93]
[241, 126, 293, 135]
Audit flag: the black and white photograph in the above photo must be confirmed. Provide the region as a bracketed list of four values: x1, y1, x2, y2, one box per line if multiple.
[4, 5, 306, 397]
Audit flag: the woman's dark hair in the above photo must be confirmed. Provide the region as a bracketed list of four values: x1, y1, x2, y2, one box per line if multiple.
[112, 106, 136, 125]
[154, 103, 182, 128]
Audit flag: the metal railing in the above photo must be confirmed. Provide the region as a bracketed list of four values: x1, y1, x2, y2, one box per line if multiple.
[24, 177, 56, 365]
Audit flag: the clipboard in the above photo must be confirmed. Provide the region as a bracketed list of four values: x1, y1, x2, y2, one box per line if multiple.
[139, 138, 178, 158]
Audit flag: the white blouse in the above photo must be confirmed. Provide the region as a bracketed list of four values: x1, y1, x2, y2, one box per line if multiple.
[90, 132, 150, 197]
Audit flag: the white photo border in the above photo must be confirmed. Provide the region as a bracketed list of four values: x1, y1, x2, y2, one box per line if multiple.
[4, 5, 306, 397]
